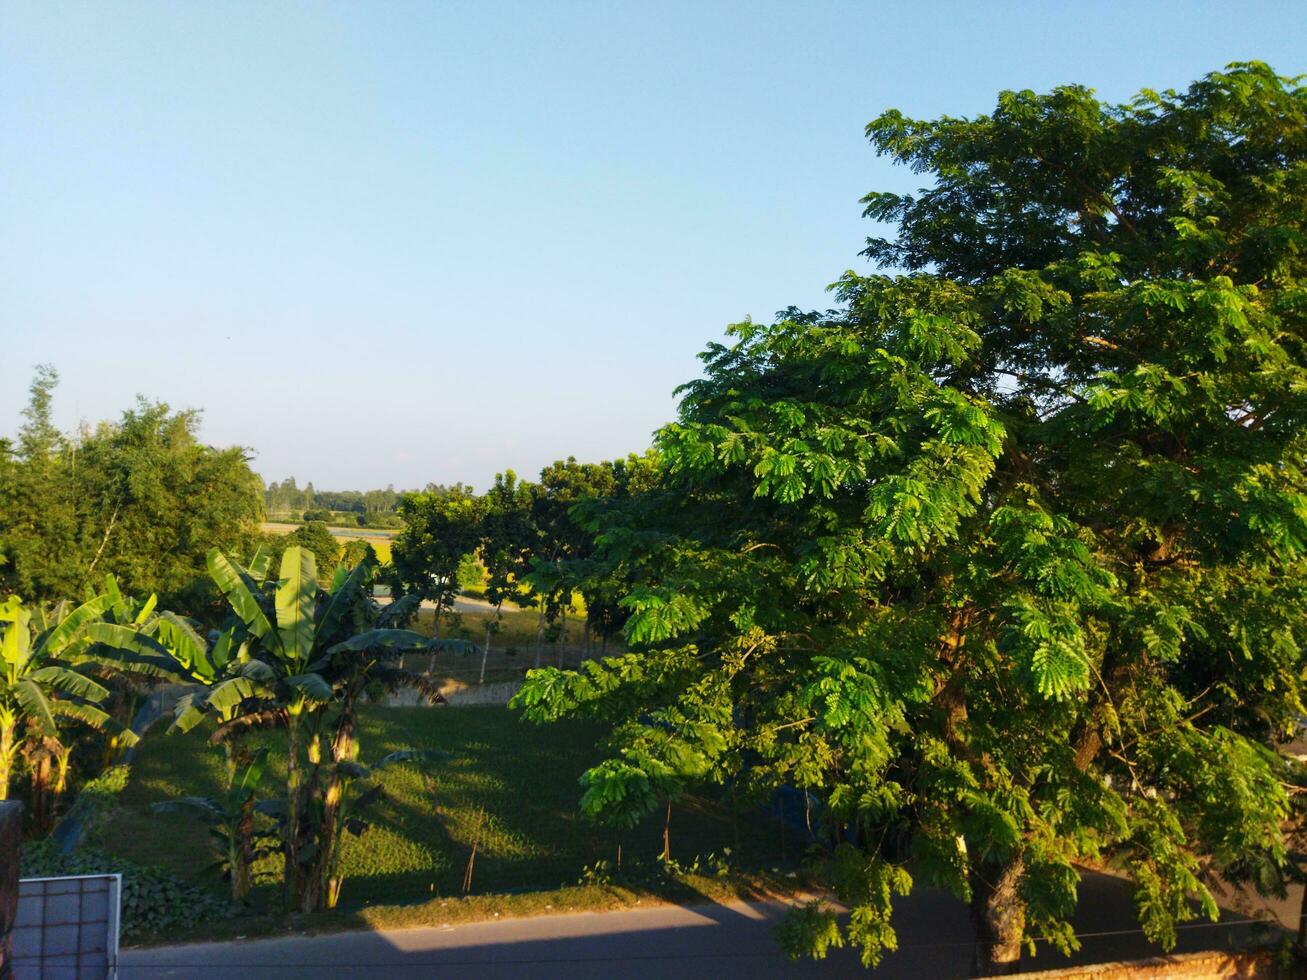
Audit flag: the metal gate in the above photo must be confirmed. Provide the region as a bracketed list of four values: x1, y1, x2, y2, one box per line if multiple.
[12, 873, 122, 979]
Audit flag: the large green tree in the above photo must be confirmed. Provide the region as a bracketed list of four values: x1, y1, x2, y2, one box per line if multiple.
[1, 372, 264, 606]
[515, 63, 1307, 974]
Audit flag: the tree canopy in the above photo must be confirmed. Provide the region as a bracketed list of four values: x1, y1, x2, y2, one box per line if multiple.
[1, 370, 264, 607]
[515, 62, 1307, 974]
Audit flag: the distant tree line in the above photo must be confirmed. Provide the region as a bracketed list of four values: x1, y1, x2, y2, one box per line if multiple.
[263, 479, 409, 526]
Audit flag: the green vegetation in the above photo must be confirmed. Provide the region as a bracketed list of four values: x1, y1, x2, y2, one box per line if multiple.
[0, 60, 1304, 978]
[515, 62, 1307, 975]
[265, 521, 341, 577]
[390, 485, 484, 654]
[0, 593, 137, 801]
[22, 839, 228, 942]
[262, 523, 395, 566]
[165, 870, 804, 946]
[161, 545, 448, 911]
[404, 602, 613, 687]
[0, 370, 263, 606]
[100, 706, 790, 914]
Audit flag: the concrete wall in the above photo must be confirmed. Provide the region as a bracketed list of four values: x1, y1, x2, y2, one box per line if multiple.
[1010, 948, 1278, 979]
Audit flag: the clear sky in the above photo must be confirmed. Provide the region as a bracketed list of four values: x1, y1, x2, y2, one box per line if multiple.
[3, 2, 1305, 491]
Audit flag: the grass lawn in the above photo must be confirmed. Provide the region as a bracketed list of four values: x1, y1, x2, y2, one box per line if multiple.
[102, 705, 791, 915]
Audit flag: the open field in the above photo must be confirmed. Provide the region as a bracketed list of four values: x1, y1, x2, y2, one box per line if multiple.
[101, 705, 790, 918]
[405, 603, 620, 685]
[261, 521, 395, 564]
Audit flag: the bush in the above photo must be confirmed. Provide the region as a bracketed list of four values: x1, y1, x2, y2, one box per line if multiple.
[341, 539, 377, 568]
[21, 840, 229, 941]
[286, 521, 340, 573]
[302, 508, 333, 523]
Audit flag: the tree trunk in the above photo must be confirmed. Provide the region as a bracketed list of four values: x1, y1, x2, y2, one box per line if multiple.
[556, 607, 568, 667]
[232, 798, 254, 902]
[479, 621, 491, 684]
[284, 701, 304, 911]
[660, 799, 672, 865]
[970, 855, 1027, 977]
[426, 597, 445, 675]
[31, 751, 51, 833]
[533, 606, 546, 669]
[316, 707, 355, 912]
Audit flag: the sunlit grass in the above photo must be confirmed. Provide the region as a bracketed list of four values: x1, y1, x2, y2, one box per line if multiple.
[103, 706, 788, 913]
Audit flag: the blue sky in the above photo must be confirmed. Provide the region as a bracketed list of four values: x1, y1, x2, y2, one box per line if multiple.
[3, 2, 1305, 491]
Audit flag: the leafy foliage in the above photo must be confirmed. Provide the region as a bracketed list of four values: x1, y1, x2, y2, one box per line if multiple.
[0, 375, 263, 607]
[161, 545, 456, 912]
[0, 591, 139, 801]
[515, 63, 1307, 974]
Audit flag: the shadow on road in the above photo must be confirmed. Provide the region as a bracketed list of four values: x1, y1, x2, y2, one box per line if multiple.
[120, 871, 1284, 980]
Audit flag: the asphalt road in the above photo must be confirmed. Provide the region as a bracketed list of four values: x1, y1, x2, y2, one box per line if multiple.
[119, 873, 1284, 979]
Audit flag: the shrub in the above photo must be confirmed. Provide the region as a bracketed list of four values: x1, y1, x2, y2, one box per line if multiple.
[21, 840, 229, 941]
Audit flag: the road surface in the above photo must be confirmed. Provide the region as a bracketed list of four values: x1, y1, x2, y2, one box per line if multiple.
[119, 873, 1281, 979]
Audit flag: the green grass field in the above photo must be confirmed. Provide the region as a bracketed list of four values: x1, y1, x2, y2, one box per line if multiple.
[102, 705, 788, 913]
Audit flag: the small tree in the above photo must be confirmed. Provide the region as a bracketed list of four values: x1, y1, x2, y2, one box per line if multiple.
[0, 592, 139, 801]
[165, 546, 462, 912]
[390, 486, 484, 670]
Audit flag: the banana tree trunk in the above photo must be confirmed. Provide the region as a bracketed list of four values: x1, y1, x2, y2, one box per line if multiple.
[283, 700, 305, 911]
[556, 607, 568, 667]
[30, 750, 52, 835]
[232, 802, 254, 902]
[317, 707, 356, 911]
[0, 721, 16, 801]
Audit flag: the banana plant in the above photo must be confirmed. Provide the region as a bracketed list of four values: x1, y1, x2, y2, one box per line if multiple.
[166, 545, 469, 912]
[152, 746, 281, 901]
[0, 593, 140, 800]
[316, 748, 446, 909]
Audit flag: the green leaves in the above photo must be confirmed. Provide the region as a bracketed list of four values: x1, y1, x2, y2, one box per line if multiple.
[775, 901, 846, 962]
[275, 546, 317, 664]
[577, 758, 659, 828]
[0, 596, 32, 672]
[28, 666, 108, 703]
[514, 61, 1307, 974]
[35, 593, 115, 659]
[285, 673, 333, 702]
[1006, 598, 1092, 700]
[621, 589, 710, 644]
[208, 549, 274, 641]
